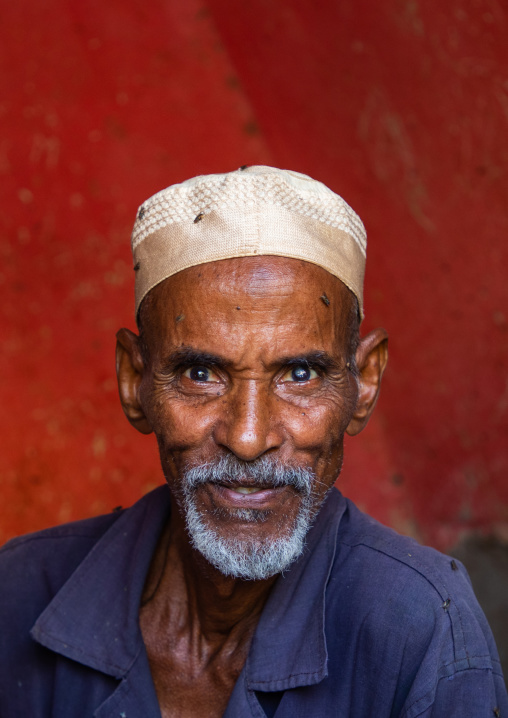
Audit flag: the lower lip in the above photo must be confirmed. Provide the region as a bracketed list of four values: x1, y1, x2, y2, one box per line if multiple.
[207, 483, 289, 507]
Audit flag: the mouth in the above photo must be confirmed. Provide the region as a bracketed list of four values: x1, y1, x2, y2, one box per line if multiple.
[203, 481, 293, 508]
[228, 485, 266, 495]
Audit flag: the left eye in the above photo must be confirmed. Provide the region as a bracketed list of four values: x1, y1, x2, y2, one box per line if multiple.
[183, 366, 220, 383]
[281, 365, 318, 382]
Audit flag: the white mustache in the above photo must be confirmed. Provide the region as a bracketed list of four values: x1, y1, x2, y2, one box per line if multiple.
[182, 455, 315, 496]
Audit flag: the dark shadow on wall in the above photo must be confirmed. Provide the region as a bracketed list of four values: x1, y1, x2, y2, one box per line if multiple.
[450, 535, 508, 684]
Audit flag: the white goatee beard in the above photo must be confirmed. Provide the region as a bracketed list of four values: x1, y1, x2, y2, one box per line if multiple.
[180, 455, 319, 580]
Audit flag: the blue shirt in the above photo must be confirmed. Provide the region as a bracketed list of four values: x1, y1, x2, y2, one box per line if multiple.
[0, 485, 506, 717]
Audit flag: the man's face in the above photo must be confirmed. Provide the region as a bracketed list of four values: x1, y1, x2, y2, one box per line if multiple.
[124, 256, 362, 576]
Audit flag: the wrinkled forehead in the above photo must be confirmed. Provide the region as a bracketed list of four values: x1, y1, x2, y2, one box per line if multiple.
[137, 256, 358, 351]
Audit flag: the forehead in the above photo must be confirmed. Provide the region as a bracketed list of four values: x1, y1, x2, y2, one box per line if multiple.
[139, 256, 353, 358]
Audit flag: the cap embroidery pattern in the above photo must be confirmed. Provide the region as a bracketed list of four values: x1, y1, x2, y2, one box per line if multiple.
[131, 168, 366, 255]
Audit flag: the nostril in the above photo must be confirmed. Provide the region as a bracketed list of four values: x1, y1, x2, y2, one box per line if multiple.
[224, 427, 272, 462]
[215, 412, 282, 461]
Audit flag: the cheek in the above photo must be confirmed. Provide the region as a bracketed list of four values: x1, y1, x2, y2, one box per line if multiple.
[276, 393, 353, 451]
[281, 396, 353, 489]
[146, 386, 220, 452]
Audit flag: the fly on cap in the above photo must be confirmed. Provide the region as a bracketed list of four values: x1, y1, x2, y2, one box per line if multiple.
[131, 166, 367, 320]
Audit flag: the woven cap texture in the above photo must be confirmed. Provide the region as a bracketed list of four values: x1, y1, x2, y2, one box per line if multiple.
[131, 166, 367, 318]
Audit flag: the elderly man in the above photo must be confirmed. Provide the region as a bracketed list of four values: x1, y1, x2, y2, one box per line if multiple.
[0, 167, 506, 717]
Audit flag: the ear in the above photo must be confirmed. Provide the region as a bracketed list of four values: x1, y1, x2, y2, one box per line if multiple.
[115, 328, 153, 435]
[346, 328, 388, 436]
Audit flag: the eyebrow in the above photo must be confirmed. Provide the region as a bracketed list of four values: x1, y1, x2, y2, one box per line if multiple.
[159, 347, 234, 373]
[273, 351, 341, 372]
[160, 347, 341, 374]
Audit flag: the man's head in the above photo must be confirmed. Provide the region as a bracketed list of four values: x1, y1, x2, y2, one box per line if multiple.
[116, 168, 388, 580]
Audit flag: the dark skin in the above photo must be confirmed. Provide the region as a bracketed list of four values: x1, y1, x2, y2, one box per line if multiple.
[116, 256, 388, 717]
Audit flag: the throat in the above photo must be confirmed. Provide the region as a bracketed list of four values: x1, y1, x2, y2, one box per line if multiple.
[139, 520, 271, 718]
[140, 509, 278, 635]
[139, 504, 280, 716]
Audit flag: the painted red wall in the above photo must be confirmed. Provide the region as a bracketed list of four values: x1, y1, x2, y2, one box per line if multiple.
[1, 0, 507, 550]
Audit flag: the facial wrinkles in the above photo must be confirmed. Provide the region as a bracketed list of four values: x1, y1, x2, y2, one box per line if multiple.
[178, 314, 317, 378]
[156, 317, 334, 393]
[145, 258, 349, 365]
[140, 257, 358, 485]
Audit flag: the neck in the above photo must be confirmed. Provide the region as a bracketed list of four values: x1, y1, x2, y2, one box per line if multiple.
[141, 508, 277, 643]
[139, 504, 279, 716]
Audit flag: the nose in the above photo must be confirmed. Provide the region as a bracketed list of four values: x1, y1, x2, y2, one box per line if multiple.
[214, 379, 283, 461]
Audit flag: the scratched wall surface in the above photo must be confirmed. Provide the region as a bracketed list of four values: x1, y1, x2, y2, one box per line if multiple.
[1, 0, 507, 551]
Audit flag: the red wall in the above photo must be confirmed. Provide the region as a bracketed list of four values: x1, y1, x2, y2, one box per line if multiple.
[1, 0, 507, 550]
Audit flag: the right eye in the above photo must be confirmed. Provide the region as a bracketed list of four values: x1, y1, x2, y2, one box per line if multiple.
[183, 366, 220, 383]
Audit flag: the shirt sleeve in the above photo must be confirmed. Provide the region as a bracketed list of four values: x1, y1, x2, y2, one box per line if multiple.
[398, 559, 508, 718]
[402, 668, 508, 718]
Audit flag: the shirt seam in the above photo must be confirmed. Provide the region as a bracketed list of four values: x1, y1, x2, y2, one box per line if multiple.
[2, 532, 109, 548]
[250, 667, 326, 685]
[401, 664, 498, 718]
[1, 522, 121, 554]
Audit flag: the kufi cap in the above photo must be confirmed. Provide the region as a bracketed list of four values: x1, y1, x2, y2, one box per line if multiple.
[131, 166, 367, 320]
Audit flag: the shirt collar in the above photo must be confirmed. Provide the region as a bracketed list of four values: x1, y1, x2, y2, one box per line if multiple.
[246, 488, 346, 692]
[31, 485, 346, 690]
[31, 486, 171, 678]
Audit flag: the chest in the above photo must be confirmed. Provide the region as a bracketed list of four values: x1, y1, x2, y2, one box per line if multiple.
[146, 648, 244, 718]
[140, 604, 252, 718]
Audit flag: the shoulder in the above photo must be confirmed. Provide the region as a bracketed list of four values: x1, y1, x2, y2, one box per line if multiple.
[331, 498, 498, 653]
[0, 485, 170, 624]
[0, 509, 124, 560]
[0, 510, 124, 614]
[336, 497, 466, 595]
[325, 496, 506, 713]
[325, 498, 460, 660]
[333, 497, 475, 598]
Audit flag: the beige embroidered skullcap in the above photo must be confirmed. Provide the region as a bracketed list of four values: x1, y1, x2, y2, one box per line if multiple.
[131, 166, 367, 320]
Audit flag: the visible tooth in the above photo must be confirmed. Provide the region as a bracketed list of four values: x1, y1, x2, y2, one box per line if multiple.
[233, 486, 261, 494]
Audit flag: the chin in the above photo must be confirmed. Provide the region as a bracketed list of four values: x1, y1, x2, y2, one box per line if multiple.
[184, 488, 317, 580]
[172, 453, 327, 579]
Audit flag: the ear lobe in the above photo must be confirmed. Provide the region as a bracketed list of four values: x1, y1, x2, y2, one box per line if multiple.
[115, 328, 153, 435]
[346, 328, 388, 436]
